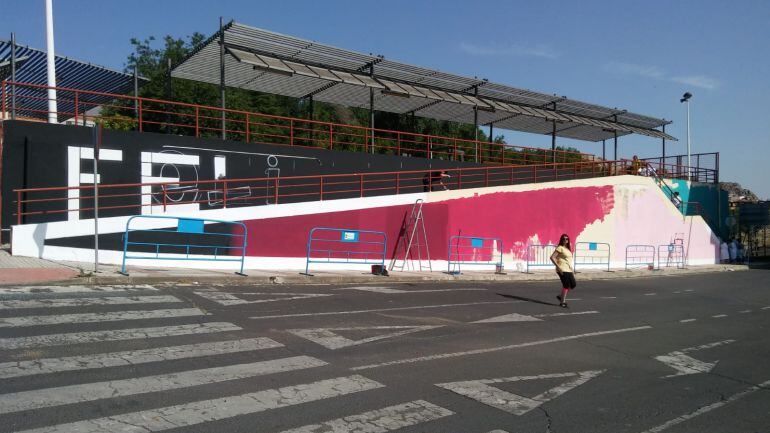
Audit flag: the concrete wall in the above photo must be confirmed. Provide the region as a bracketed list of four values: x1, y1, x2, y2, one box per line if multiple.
[11, 175, 720, 271]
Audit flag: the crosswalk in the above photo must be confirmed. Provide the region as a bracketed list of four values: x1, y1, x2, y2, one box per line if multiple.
[0, 284, 455, 433]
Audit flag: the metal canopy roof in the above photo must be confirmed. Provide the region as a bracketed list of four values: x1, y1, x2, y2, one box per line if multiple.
[173, 21, 676, 143]
[0, 39, 146, 120]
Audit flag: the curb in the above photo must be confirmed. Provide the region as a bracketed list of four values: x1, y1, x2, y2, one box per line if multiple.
[60, 265, 748, 287]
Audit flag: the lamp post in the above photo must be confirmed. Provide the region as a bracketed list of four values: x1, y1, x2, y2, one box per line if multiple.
[680, 92, 692, 180]
[45, 0, 58, 123]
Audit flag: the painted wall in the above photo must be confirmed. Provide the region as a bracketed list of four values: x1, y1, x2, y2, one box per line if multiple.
[11, 175, 720, 271]
[1, 120, 480, 229]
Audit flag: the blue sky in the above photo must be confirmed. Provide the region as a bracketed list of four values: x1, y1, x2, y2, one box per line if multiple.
[2, 0, 769, 198]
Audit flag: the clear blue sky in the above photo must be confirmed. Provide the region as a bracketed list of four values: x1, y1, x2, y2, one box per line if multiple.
[2, 0, 769, 198]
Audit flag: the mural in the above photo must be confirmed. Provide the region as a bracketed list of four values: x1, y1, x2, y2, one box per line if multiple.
[1, 120, 477, 228]
[10, 174, 721, 270]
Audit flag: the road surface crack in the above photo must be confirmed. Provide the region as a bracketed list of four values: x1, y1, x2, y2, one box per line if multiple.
[538, 406, 553, 433]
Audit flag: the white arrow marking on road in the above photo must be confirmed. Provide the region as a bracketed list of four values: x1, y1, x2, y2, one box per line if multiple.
[194, 290, 332, 305]
[288, 325, 441, 349]
[655, 340, 735, 378]
[437, 370, 605, 415]
[473, 313, 543, 323]
[473, 310, 599, 323]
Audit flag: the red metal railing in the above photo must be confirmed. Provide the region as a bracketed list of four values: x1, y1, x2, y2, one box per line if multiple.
[12, 158, 713, 225]
[1, 80, 598, 165]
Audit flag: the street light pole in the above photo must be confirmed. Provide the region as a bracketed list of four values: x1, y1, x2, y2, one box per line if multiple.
[680, 92, 692, 180]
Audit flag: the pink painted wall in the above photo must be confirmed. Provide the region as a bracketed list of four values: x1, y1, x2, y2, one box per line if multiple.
[242, 185, 615, 261]
[611, 186, 719, 263]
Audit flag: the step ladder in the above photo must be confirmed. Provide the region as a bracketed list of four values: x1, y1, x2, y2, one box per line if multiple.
[389, 199, 432, 272]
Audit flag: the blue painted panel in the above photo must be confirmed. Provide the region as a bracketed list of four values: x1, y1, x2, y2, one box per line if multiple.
[589, 242, 597, 250]
[341, 231, 359, 242]
[471, 238, 484, 248]
[178, 218, 204, 234]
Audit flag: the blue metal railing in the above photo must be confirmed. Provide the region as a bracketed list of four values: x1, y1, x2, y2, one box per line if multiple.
[447, 235, 503, 274]
[303, 227, 387, 276]
[120, 215, 247, 275]
[658, 244, 685, 269]
[625, 244, 655, 270]
[574, 242, 611, 272]
[526, 244, 556, 273]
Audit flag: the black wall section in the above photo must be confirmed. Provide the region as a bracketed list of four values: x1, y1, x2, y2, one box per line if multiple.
[1, 120, 480, 228]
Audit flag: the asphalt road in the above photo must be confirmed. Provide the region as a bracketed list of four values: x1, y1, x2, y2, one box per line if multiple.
[0, 270, 768, 433]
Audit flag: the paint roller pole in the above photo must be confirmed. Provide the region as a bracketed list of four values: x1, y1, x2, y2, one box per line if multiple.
[92, 125, 101, 273]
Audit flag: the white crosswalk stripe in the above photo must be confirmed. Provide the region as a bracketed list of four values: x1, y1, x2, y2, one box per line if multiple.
[0, 356, 327, 415]
[279, 400, 453, 432]
[0, 308, 208, 328]
[0, 286, 397, 433]
[15, 375, 384, 433]
[0, 337, 283, 379]
[0, 322, 242, 350]
[0, 295, 182, 309]
[0, 285, 157, 294]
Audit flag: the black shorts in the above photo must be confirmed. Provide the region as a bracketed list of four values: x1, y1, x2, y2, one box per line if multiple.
[558, 272, 577, 289]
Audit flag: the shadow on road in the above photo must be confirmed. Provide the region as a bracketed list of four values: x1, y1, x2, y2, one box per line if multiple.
[496, 292, 561, 307]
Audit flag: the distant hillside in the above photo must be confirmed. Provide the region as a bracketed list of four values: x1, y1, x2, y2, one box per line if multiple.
[720, 182, 760, 202]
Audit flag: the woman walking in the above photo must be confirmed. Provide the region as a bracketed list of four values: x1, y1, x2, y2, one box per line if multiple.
[550, 234, 576, 308]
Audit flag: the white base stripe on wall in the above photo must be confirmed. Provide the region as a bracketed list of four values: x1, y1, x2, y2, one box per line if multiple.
[16, 375, 384, 433]
[0, 308, 208, 328]
[0, 322, 242, 350]
[0, 356, 327, 415]
[0, 337, 283, 379]
[278, 400, 454, 432]
[0, 295, 182, 310]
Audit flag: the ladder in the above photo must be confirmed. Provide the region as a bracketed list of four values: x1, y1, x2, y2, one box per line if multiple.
[389, 199, 432, 272]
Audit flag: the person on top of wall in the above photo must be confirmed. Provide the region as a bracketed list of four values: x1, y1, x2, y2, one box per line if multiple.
[423, 170, 450, 192]
[729, 238, 738, 263]
[629, 155, 643, 175]
[671, 191, 683, 209]
[720, 240, 730, 264]
[550, 233, 576, 308]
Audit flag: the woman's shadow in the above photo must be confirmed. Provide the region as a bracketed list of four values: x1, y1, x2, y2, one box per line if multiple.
[496, 293, 561, 307]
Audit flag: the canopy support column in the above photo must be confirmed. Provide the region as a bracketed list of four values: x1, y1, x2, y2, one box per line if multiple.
[613, 114, 618, 160]
[133, 65, 139, 127]
[473, 85, 479, 163]
[368, 64, 375, 153]
[662, 124, 667, 161]
[10, 32, 16, 120]
[602, 140, 606, 161]
[165, 58, 172, 134]
[219, 17, 226, 140]
[489, 123, 493, 142]
[551, 120, 557, 163]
